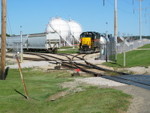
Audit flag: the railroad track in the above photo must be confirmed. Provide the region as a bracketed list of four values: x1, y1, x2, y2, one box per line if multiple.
[24, 52, 150, 90]
[103, 75, 150, 90]
[23, 52, 129, 76]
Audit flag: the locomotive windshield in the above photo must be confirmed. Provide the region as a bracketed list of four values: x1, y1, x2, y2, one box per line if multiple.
[80, 32, 100, 40]
[80, 32, 93, 38]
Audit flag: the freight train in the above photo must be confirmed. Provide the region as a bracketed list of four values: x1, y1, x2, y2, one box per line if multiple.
[2, 17, 82, 54]
[6, 32, 60, 53]
[79, 32, 103, 53]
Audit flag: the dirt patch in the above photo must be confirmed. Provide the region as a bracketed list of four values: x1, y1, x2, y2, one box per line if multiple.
[61, 78, 150, 113]
[46, 91, 69, 101]
[115, 85, 150, 113]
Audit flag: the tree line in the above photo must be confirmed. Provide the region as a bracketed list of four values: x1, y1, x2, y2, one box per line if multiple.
[132, 36, 150, 40]
[0, 34, 10, 37]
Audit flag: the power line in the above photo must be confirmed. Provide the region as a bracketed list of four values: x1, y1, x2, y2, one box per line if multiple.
[107, 0, 135, 15]
[7, 15, 13, 35]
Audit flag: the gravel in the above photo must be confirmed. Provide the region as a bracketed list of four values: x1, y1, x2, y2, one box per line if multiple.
[61, 77, 126, 91]
[8, 61, 50, 69]
[76, 77, 126, 87]
[115, 85, 150, 113]
[127, 66, 150, 75]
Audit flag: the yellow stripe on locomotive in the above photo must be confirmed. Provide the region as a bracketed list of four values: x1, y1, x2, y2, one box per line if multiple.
[81, 37, 92, 47]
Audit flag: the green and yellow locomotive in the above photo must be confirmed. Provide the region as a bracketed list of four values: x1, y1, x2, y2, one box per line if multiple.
[79, 32, 101, 53]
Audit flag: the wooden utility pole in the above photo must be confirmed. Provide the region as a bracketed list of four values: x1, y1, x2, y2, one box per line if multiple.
[1, 0, 7, 80]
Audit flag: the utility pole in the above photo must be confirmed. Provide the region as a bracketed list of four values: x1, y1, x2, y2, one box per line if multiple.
[103, 0, 105, 6]
[20, 26, 23, 62]
[114, 0, 118, 62]
[1, 0, 7, 80]
[139, 0, 143, 40]
[133, 0, 143, 40]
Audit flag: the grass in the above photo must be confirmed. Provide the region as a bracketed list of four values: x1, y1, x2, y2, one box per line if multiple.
[58, 47, 79, 54]
[139, 44, 150, 48]
[59, 46, 75, 49]
[49, 87, 131, 113]
[0, 68, 131, 113]
[104, 44, 150, 67]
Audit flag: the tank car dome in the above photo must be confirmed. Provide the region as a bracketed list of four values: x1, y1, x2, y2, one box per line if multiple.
[68, 20, 82, 41]
[100, 36, 107, 44]
[46, 17, 70, 40]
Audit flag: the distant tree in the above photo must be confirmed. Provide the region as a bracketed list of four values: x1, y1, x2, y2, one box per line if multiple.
[0, 33, 10, 37]
[6, 33, 10, 37]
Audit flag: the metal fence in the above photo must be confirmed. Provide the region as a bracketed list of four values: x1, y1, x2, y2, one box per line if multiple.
[107, 37, 116, 61]
[100, 38, 150, 62]
[99, 36, 116, 61]
[117, 39, 150, 53]
[12, 42, 21, 60]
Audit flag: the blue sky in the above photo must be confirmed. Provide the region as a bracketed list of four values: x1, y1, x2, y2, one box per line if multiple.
[1, 0, 150, 36]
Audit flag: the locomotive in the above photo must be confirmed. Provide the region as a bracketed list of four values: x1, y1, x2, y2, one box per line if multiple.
[79, 32, 102, 53]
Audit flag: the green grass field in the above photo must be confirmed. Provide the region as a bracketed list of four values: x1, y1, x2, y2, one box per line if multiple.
[57, 48, 78, 54]
[0, 68, 131, 113]
[57, 46, 79, 54]
[139, 44, 150, 48]
[104, 44, 150, 67]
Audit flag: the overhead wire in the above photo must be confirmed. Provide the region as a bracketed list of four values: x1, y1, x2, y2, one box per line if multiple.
[105, 0, 135, 15]
[6, 8, 13, 36]
[7, 15, 13, 36]
[103, 0, 150, 36]
[118, 0, 136, 15]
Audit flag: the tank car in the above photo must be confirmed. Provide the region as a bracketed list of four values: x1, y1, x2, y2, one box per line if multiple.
[79, 32, 101, 53]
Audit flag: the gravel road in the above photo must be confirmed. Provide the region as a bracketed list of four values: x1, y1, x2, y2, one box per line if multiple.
[115, 85, 150, 113]
[61, 77, 150, 113]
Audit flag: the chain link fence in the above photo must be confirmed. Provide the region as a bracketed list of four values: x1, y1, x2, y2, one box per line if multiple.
[12, 42, 21, 60]
[100, 38, 150, 62]
[117, 39, 150, 53]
